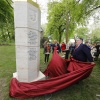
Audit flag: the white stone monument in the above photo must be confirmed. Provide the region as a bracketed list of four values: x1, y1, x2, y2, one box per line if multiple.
[13, 0, 45, 82]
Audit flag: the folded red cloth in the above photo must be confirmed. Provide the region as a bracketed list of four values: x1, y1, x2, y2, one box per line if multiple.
[9, 49, 95, 99]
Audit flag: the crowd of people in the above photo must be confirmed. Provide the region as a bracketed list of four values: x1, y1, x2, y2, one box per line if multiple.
[43, 39, 100, 64]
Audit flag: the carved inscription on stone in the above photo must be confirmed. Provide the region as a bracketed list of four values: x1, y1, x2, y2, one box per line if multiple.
[29, 8, 37, 23]
[28, 31, 38, 45]
[28, 48, 37, 61]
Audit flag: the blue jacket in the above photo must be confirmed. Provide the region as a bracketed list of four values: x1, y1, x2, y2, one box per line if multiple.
[72, 44, 93, 62]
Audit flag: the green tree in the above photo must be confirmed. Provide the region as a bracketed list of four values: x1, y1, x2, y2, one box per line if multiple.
[74, 27, 89, 40]
[0, 0, 14, 43]
[46, 1, 66, 43]
[46, 0, 100, 43]
[90, 28, 100, 43]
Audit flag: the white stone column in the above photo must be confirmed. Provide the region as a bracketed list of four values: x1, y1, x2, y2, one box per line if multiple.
[13, 0, 45, 82]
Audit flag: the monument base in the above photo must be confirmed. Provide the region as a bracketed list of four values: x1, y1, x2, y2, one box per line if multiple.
[13, 71, 46, 82]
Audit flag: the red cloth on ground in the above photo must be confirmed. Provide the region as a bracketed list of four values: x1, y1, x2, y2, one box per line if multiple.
[9, 50, 95, 99]
[43, 48, 68, 77]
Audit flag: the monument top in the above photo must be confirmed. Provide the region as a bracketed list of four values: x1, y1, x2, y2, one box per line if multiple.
[14, 0, 39, 8]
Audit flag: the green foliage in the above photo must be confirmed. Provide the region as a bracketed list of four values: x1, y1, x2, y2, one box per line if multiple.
[46, 0, 100, 43]
[90, 28, 100, 43]
[46, 1, 66, 43]
[74, 27, 89, 39]
[0, 0, 14, 44]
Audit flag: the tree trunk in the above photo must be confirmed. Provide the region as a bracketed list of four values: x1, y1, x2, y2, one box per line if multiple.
[66, 12, 70, 43]
[59, 32, 62, 43]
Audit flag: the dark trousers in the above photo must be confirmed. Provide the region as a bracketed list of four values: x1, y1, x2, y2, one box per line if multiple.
[94, 52, 100, 60]
[44, 54, 50, 62]
[65, 50, 70, 59]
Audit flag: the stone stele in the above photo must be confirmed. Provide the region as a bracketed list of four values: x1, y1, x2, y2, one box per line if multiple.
[13, 0, 45, 82]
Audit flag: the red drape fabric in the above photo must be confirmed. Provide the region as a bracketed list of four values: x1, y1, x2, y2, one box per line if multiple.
[9, 49, 95, 99]
[44, 48, 68, 77]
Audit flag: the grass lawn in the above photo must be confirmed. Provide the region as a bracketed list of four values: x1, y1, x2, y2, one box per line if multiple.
[0, 45, 100, 100]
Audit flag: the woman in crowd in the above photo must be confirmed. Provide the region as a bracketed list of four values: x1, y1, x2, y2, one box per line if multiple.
[44, 42, 51, 63]
[61, 42, 66, 52]
[61, 42, 66, 57]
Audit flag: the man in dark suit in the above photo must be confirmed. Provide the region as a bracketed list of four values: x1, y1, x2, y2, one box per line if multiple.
[72, 38, 94, 64]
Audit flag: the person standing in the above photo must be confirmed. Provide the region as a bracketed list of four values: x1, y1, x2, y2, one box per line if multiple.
[52, 40, 61, 53]
[44, 42, 51, 63]
[69, 43, 75, 55]
[61, 42, 66, 57]
[91, 43, 97, 60]
[72, 38, 94, 64]
[61, 42, 66, 52]
[95, 43, 100, 60]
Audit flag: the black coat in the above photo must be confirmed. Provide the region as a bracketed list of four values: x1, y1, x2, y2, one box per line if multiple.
[52, 43, 61, 53]
[72, 44, 93, 62]
[95, 45, 100, 53]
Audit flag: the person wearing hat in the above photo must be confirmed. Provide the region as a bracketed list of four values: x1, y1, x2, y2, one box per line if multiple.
[72, 38, 94, 64]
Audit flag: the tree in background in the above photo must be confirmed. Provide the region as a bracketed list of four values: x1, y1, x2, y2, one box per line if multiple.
[0, 0, 14, 44]
[46, 0, 100, 43]
[46, 1, 66, 43]
[74, 27, 89, 40]
[90, 28, 100, 43]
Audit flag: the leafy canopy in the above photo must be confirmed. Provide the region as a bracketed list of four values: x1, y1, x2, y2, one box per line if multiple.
[46, 0, 100, 43]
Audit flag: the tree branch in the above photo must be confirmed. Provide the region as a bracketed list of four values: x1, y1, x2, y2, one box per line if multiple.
[86, 5, 100, 15]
